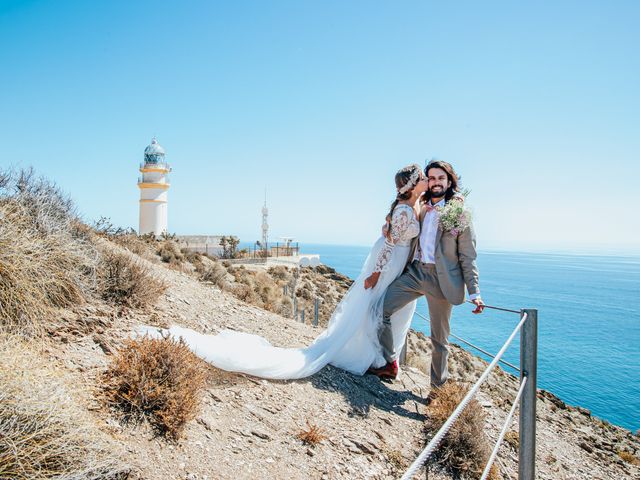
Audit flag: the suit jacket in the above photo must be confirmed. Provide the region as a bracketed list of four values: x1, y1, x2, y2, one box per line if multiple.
[406, 201, 480, 305]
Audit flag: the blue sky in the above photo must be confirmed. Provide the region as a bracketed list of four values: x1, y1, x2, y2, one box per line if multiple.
[1, 0, 638, 252]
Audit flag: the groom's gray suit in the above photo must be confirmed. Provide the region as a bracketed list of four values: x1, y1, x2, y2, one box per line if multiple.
[380, 198, 480, 387]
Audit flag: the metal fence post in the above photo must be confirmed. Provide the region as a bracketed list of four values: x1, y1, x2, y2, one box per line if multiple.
[519, 308, 537, 480]
[313, 298, 319, 326]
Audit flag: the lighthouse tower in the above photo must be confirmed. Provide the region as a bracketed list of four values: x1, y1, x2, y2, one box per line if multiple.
[138, 138, 171, 236]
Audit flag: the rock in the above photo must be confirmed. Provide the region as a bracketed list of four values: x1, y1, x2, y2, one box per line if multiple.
[351, 440, 376, 455]
[579, 442, 594, 454]
[251, 429, 271, 440]
[577, 407, 592, 417]
[197, 418, 213, 431]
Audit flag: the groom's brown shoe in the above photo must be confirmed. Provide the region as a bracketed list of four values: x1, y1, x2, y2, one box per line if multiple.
[367, 360, 399, 380]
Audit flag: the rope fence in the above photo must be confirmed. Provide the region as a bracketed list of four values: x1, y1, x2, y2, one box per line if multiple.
[401, 307, 538, 480]
[480, 376, 528, 480]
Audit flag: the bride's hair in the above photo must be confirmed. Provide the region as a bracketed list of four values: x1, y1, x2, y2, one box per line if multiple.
[385, 164, 422, 238]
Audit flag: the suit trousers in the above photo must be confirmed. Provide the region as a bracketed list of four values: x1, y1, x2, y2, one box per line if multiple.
[381, 261, 453, 387]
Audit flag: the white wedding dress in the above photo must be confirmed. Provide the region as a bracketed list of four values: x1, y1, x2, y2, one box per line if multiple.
[140, 205, 420, 380]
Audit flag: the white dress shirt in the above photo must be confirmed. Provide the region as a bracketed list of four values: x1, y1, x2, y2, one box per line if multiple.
[417, 198, 445, 264]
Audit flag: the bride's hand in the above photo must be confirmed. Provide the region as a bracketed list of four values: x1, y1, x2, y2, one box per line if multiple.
[382, 222, 391, 240]
[364, 271, 381, 289]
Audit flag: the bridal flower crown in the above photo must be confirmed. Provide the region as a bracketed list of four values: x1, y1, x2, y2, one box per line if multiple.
[397, 169, 421, 194]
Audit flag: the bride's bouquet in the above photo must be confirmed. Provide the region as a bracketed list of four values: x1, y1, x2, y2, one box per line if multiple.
[437, 190, 472, 237]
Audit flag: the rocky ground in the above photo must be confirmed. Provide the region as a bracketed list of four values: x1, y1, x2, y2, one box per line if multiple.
[47, 247, 640, 480]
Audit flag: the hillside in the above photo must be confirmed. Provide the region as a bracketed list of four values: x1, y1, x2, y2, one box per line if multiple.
[26, 242, 640, 480]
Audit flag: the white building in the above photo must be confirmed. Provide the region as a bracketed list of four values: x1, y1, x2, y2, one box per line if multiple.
[138, 138, 171, 236]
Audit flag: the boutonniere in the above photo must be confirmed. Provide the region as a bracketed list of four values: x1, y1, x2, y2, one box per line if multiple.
[435, 189, 472, 237]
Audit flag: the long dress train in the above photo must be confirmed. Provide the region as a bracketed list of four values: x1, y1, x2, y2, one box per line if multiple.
[139, 204, 420, 380]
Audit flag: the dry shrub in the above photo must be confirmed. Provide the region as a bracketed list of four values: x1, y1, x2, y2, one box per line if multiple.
[295, 420, 327, 446]
[157, 240, 184, 265]
[267, 265, 291, 282]
[0, 169, 98, 335]
[230, 268, 286, 312]
[181, 248, 201, 262]
[232, 282, 259, 304]
[0, 334, 127, 479]
[200, 260, 230, 288]
[196, 260, 343, 322]
[99, 250, 167, 309]
[112, 233, 156, 258]
[425, 382, 500, 479]
[103, 336, 208, 439]
[253, 270, 283, 310]
[618, 450, 640, 466]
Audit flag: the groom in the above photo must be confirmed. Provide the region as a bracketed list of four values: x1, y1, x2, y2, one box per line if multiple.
[369, 160, 484, 387]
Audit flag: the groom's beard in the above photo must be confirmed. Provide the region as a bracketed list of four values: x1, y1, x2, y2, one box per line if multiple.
[429, 186, 446, 201]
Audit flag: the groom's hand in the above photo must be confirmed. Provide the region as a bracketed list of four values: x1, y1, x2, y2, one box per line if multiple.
[471, 297, 485, 314]
[364, 272, 381, 289]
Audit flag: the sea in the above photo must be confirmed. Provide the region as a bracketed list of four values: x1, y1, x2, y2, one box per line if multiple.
[298, 243, 640, 432]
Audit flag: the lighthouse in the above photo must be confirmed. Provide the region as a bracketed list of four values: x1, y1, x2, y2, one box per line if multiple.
[138, 138, 171, 236]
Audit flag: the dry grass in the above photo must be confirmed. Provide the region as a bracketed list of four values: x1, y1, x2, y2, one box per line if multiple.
[384, 448, 406, 472]
[113, 233, 157, 259]
[93, 218, 157, 259]
[618, 450, 640, 466]
[425, 382, 500, 480]
[504, 430, 519, 451]
[0, 169, 98, 335]
[295, 420, 327, 446]
[99, 249, 167, 309]
[0, 334, 127, 479]
[103, 336, 209, 439]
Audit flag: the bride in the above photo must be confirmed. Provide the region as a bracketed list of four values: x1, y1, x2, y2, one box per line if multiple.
[140, 164, 427, 380]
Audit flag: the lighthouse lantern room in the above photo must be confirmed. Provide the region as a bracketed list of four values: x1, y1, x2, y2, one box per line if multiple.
[138, 138, 171, 236]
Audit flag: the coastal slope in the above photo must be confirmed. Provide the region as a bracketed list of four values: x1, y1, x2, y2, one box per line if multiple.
[43, 240, 640, 480]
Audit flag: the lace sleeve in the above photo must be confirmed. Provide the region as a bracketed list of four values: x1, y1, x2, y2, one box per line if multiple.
[373, 208, 411, 273]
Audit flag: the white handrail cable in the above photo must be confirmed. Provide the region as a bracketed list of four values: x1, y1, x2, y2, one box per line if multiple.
[480, 376, 528, 480]
[449, 331, 520, 373]
[400, 313, 528, 480]
[412, 310, 520, 372]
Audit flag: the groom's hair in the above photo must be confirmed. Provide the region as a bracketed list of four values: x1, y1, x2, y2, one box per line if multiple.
[424, 160, 460, 202]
